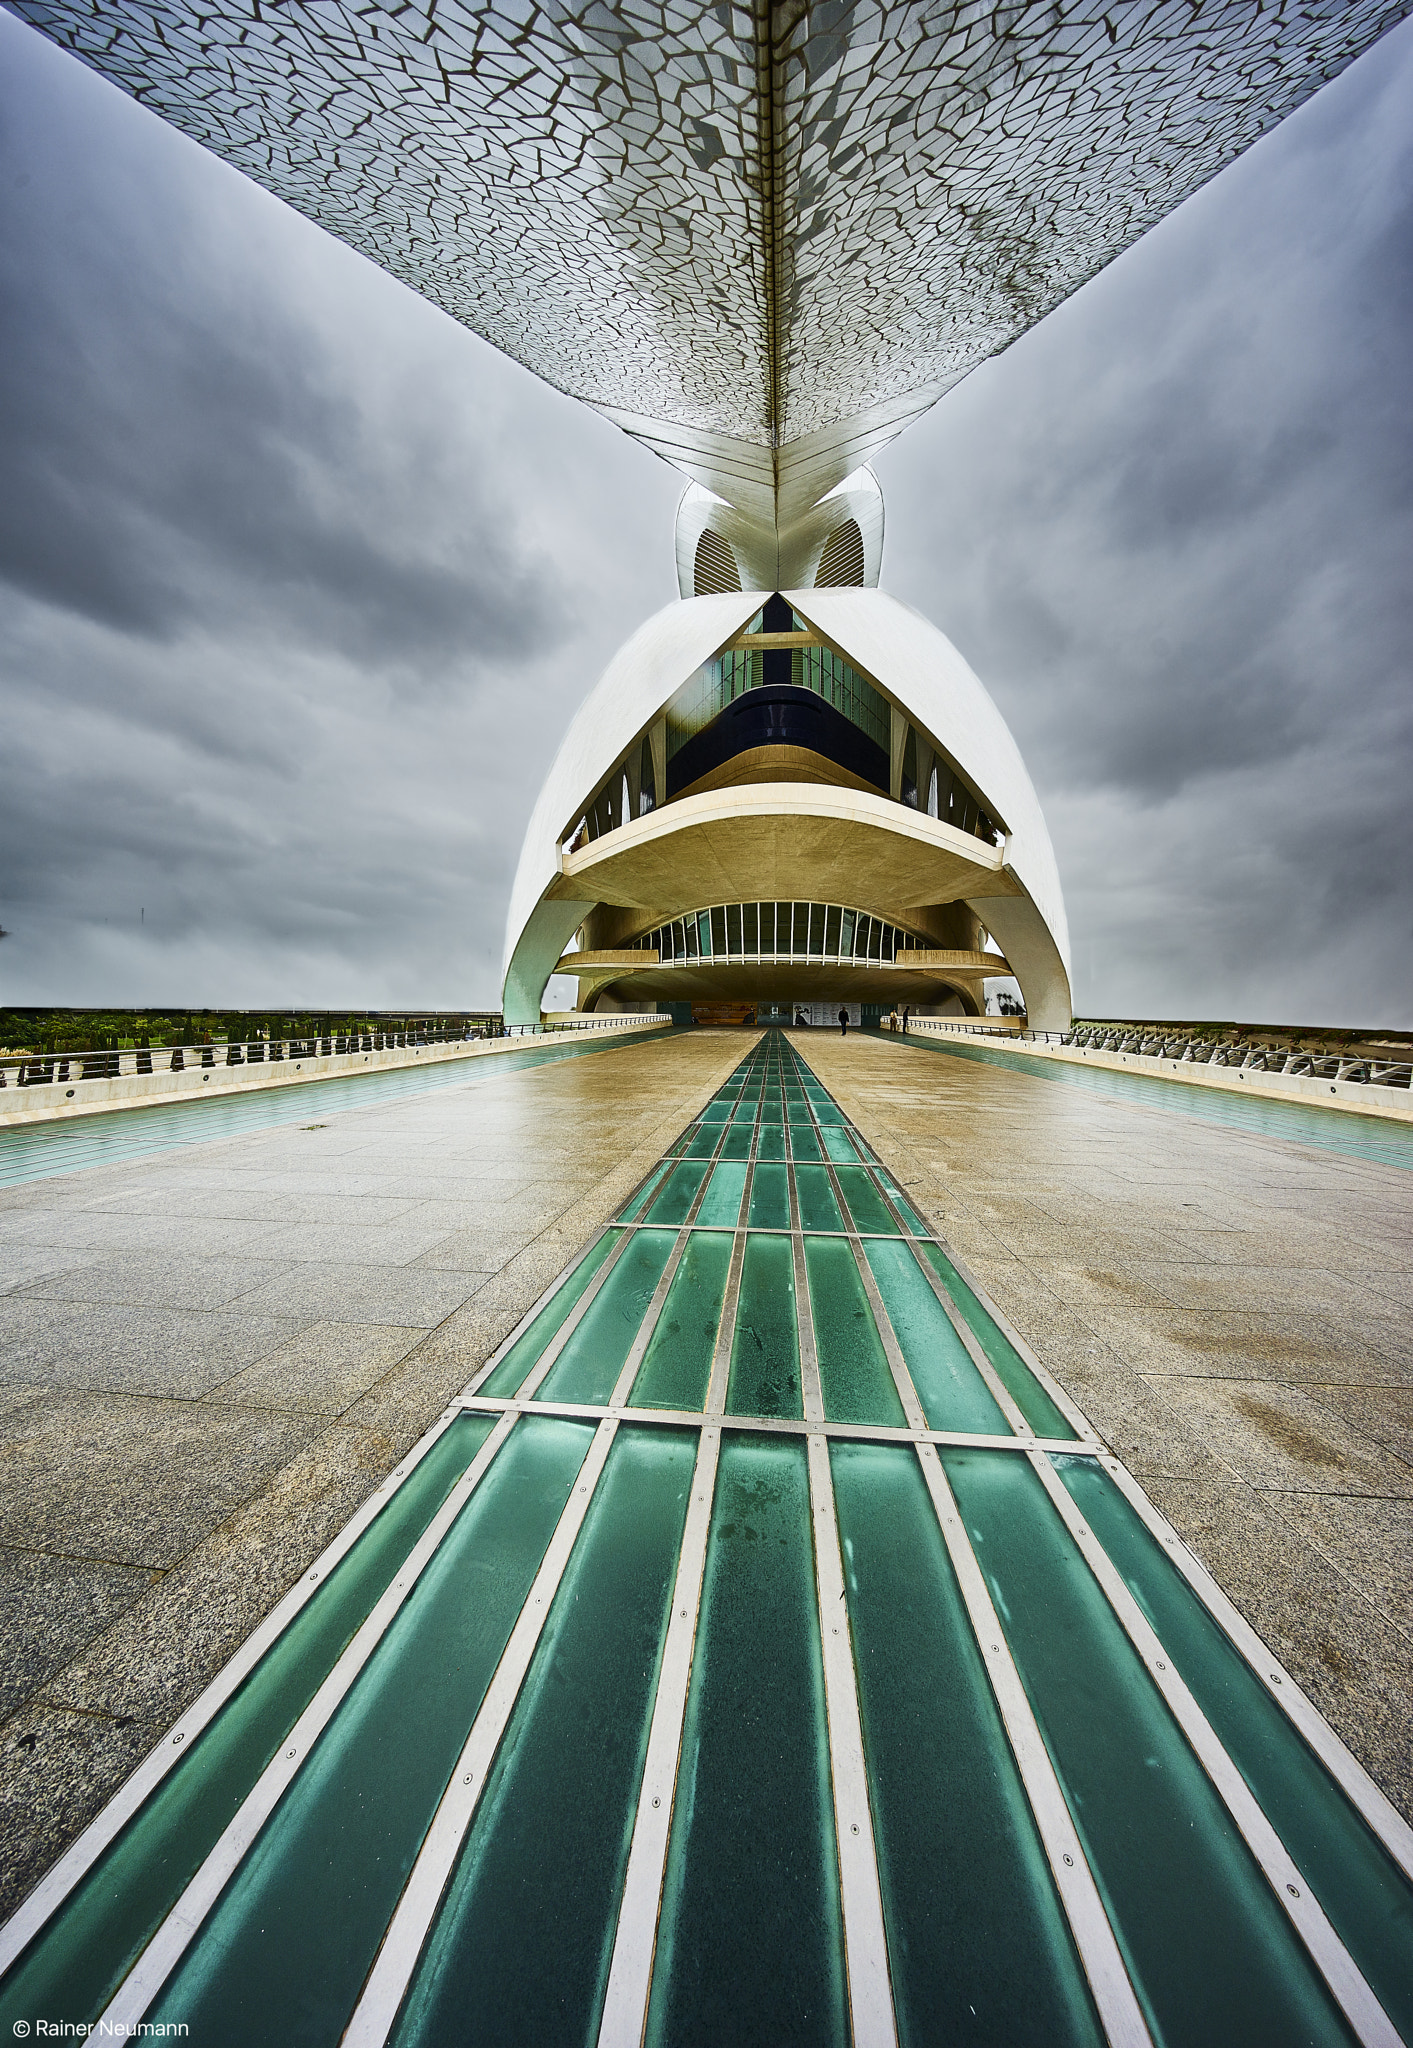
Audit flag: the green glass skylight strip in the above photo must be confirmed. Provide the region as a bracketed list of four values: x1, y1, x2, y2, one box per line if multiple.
[726, 1234, 802, 1419]
[390, 1427, 695, 2048]
[631, 1235, 734, 1412]
[834, 1163, 901, 1236]
[862, 1239, 1012, 1436]
[919, 1244, 1076, 1440]
[534, 1231, 678, 1405]
[0, 1413, 496, 2038]
[477, 1234, 619, 1397]
[645, 1158, 710, 1225]
[695, 1160, 747, 1228]
[1054, 1455, 1413, 2044]
[806, 1236, 905, 1427]
[795, 1162, 845, 1233]
[149, 1418, 597, 2045]
[746, 1161, 790, 1229]
[644, 1436, 847, 2048]
[620, 1158, 673, 1219]
[942, 1448, 1358, 2048]
[831, 1442, 1104, 2048]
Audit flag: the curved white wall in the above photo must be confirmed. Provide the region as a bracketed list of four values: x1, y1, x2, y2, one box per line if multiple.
[502, 588, 1072, 1029]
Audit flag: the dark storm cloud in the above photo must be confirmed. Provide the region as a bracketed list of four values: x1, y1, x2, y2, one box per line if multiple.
[881, 15, 1413, 1023]
[0, 12, 682, 1006]
[0, 88, 561, 666]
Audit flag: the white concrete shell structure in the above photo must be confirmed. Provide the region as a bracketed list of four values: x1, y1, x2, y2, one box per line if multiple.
[503, 585, 1071, 1029]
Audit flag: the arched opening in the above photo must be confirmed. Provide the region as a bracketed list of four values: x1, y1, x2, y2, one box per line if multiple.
[815, 518, 865, 587]
[694, 529, 741, 595]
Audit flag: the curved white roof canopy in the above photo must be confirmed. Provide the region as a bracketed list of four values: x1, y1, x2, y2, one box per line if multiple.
[502, 588, 1071, 1028]
[18, 0, 1407, 568]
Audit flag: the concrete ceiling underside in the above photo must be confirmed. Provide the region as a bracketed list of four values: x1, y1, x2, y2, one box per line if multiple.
[581, 962, 987, 1007]
[16, 0, 1407, 551]
[548, 783, 1013, 917]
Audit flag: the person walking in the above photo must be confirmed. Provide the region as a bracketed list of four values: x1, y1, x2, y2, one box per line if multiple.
[838, 1005, 848, 1037]
[901, 1004, 911, 1035]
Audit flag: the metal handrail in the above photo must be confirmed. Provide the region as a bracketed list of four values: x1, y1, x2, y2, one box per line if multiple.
[0, 1011, 674, 1088]
[1060, 1027, 1413, 1091]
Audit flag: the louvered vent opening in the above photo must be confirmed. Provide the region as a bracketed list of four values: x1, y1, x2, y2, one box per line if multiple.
[815, 518, 866, 587]
[694, 529, 741, 595]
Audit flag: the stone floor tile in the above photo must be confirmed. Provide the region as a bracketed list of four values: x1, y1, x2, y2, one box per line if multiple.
[1141, 1373, 1413, 1496]
[220, 1262, 490, 1327]
[0, 1389, 322, 1569]
[0, 1547, 153, 1725]
[207, 1320, 427, 1413]
[20, 1251, 298, 1313]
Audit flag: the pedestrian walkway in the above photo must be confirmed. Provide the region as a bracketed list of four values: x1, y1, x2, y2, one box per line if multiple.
[3, 1032, 1409, 2048]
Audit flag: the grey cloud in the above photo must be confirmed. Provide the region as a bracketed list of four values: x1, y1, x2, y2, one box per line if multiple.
[881, 15, 1413, 1022]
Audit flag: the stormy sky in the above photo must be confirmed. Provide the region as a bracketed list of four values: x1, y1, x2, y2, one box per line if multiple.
[1, 11, 1410, 1026]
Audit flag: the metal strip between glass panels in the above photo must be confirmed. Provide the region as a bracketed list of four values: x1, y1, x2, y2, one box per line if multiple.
[2, 1032, 1411, 2048]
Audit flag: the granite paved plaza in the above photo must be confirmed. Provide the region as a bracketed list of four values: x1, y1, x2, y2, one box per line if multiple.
[0, 1029, 744, 1917]
[799, 1028, 1413, 1821]
[2, 1022, 1411, 1927]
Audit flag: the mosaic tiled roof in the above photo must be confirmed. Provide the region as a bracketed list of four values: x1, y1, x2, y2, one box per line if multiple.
[14, 0, 1409, 531]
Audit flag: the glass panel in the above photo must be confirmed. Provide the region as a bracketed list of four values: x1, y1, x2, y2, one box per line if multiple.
[794, 1164, 842, 1230]
[862, 1240, 1010, 1434]
[726, 903, 742, 956]
[710, 906, 727, 956]
[535, 1230, 677, 1403]
[619, 1159, 672, 1221]
[840, 908, 856, 957]
[830, 1444, 1103, 2048]
[685, 917, 699, 959]
[942, 1450, 1357, 2048]
[685, 1124, 722, 1157]
[720, 1123, 753, 1158]
[695, 1160, 748, 1229]
[645, 1437, 845, 2047]
[0, 1416, 497, 2035]
[919, 1245, 1076, 1439]
[743, 901, 758, 954]
[775, 903, 791, 954]
[726, 1235, 802, 1418]
[790, 1123, 824, 1163]
[1054, 1457, 1413, 2046]
[151, 1420, 597, 2045]
[747, 1161, 790, 1230]
[755, 1123, 787, 1161]
[821, 1127, 862, 1165]
[632, 1234, 734, 1410]
[794, 903, 809, 954]
[392, 1429, 694, 2048]
[698, 911, 712, 957]
[824, 904, 841, 956]
[646, 1159, 710, 1225]
[480, 1235, 620, 1394]
[868, 917, 883, 960]
[834, 1165, 900, 1235]
[805, 1237, 904, 1425]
